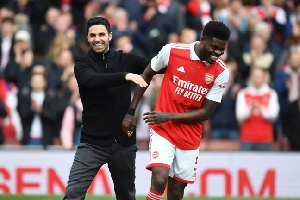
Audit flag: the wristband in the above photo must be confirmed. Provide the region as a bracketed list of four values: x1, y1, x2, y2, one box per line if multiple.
[127, 107, 136, 116]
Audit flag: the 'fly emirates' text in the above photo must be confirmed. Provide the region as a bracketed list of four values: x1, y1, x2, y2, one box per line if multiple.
[173, 76, 209, 102]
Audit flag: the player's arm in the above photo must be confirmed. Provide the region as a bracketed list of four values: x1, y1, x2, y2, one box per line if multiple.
[122, 64, 157, 135]
[143, 98, 218, 125]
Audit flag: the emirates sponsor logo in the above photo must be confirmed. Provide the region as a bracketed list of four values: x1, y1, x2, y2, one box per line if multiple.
[205, 73, 214, 84]
[173, 76, 209, 95]
[152, 151, 159, 159]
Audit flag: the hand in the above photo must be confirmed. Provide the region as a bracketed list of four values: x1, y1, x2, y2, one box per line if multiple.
[125, 73, 148, 87]
[143, 111, 174, 125]
[122, 114, 136, 137]
[22, 50, 33, 68]
[251, 102, 261, 114]
[31, 100, 42, 113]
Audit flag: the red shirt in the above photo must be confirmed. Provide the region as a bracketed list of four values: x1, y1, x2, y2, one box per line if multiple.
[150, 42, 229, 150]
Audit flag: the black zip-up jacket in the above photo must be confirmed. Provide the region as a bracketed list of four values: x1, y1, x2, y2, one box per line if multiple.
[74, 49, 150, 146]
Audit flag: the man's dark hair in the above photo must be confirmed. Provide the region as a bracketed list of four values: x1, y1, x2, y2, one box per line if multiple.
[202, 20, 230, 41]
[86, 16, 111, 35]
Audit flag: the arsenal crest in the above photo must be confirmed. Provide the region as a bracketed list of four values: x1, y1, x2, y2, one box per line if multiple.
[152, 151, 159, 159]
[205, 73, 214, 84]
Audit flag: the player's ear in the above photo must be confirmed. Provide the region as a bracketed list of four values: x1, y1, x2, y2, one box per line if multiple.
[109, 32, 112, 41]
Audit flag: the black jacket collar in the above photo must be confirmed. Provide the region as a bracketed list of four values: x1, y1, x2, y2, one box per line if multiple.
[88, 49, 112, 60]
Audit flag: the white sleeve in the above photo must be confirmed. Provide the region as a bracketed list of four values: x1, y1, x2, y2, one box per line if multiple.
[261, 90, 280, 122]
[235, 89, 251, 123]
[151, 43, 173, 72]
[275, 7, 287, 24]
[205, 67, 229, 103]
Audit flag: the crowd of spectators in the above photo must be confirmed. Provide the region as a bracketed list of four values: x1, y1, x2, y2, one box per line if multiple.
[0, 0, 299, 151]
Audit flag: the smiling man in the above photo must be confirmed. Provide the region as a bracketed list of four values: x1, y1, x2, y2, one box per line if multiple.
[63, 16, 150, 200]
[122, 20, 231, 200]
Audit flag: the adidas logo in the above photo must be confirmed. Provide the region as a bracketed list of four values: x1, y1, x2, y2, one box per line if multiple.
[177, 66, 185, 73]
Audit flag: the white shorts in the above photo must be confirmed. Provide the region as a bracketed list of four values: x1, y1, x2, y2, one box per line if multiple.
[146, 129, 200, 183]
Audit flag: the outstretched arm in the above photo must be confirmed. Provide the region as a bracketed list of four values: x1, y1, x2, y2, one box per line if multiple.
[122, 64, 157, 136]
[75, 61, 148, 88]
[143, 98, 219, 125]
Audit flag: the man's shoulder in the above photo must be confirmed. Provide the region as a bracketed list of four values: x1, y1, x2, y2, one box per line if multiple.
[75, 54, 94, 66]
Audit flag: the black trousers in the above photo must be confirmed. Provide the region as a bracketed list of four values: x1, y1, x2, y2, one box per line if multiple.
[63, 142, 137, 200]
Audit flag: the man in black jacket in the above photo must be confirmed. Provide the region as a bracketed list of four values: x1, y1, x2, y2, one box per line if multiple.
[63, 17, 149, 200]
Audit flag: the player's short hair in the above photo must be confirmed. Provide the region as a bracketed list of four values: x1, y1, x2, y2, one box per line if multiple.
[202, 20, 230, 41]
[86, 16, 111, 35]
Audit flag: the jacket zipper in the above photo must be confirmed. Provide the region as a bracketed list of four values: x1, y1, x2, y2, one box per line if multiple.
[103, 54, 107, 69]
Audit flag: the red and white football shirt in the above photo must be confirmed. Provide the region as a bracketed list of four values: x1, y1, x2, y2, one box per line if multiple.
[150, 42, 229, 150]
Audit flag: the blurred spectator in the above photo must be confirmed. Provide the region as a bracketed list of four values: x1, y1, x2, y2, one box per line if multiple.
[210, 58, 242, 140]
[289, 0, 300, 26]
[114, 33, 146, 57]
[185, 0, 212, 34]
[273, 50, 300, 150]
[0, 77, 22, 145]
[4, 29, 34, 90]
[281, 99, 300, 151]
[48, 49, 76, 142]
[278, 12, 300, 72]
[276, 49, 300, 151]
[241, 35, 274, 82]
[218, 0, 249, 63]
[110, 8, 132, 50]
[236, 67, 279, 151]
[157, 0, 186, 34]
[34, 6, 60, 57]
[286, 52, 300, 103]
[45, 36, 74, 91]
[0, 7, 15, 26]
[47, 36, 72, 62]
[0, 17, 17, 76]
[253, 21, 282, 77]
[62, 0, 90, 39]
[250, 0, 287, 46]
[135, 0, 176, 58]
[116, 0, 144, 27]
[179, 27, 198, 43]
[273, 0, 295, 40]
[6, 0, 44, 33]
[274, 51, 300, 121]
[47, 48, 74, 91]
[17, 68, 59, 148]
[53, 11, 74, 39]
[60, 69, 82, 150]
[212, 0, 230, 19]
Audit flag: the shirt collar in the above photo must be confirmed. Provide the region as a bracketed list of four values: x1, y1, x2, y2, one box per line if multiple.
[190, 41, 210, 66]
[88, 48, 111, 59]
